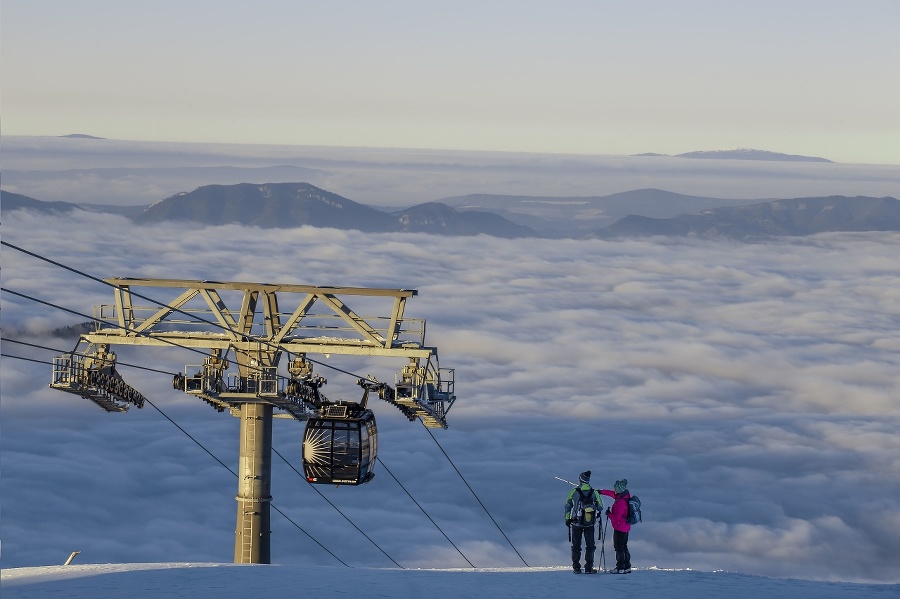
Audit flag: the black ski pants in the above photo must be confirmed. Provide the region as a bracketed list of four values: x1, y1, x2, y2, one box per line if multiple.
[571, 525, 596, 570]
[613, 529, 631, 571]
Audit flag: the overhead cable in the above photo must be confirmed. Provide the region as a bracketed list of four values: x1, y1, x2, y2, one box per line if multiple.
[425, 427, 530, 567]
[273, 447, 403, 569]
[0, 349, 351, 567]
[2, 240, 376, 384]
[5, 242, 508, 569]
[378, 460, 476, 568]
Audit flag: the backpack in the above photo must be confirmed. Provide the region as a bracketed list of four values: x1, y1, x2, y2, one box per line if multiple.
[625, 495, 642, 525]
[571, 487, 599, 527]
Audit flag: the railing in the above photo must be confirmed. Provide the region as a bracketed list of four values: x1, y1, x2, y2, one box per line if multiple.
[50, 353, 141, 412]
[94, 303, 426, 347]
[52, 354, 86, 388]
[180, 365, 281, 397]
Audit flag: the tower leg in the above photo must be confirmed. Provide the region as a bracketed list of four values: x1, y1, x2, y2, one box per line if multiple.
[234, 402, 273, 563]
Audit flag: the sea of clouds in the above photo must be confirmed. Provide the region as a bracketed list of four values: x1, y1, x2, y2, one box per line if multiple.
[2, 209, 899, 584]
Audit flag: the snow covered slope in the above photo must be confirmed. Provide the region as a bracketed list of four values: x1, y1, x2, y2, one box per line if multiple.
[2, 563, 896, 599]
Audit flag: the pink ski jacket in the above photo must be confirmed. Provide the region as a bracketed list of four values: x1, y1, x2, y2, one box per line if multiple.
[599, 490, 631, 532]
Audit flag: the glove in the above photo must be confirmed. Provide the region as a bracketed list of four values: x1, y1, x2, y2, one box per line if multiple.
[605, 508, 611, 516]
[565, 518, 571, 527]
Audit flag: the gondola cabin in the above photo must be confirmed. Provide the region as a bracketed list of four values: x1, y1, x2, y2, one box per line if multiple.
[303, 402, 377, 485]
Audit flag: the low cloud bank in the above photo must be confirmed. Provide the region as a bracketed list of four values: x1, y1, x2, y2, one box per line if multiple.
[2, 211, 898, 583]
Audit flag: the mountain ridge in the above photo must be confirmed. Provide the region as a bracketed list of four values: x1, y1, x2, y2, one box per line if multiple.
[630, 149, 832, 162]
[676, 148, 832, 162]
[134, 182, 539, 237]
[5, 185, 899, 240]
[592, 195, 900, 239]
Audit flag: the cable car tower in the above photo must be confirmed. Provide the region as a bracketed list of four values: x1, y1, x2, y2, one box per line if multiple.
[49, 278, 455, 564]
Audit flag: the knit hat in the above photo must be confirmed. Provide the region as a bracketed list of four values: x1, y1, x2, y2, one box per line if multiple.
[579, 470, 591, 484]
[614, 479, 627, 493]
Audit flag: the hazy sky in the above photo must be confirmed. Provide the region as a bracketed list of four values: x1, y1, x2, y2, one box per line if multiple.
[3, 209, 899, 583]
[3, 1, 899, 164]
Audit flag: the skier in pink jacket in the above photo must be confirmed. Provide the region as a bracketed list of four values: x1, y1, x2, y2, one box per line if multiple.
[599, 479, 632, 574]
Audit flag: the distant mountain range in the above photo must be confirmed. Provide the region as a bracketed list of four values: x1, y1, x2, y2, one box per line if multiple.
[439, 189, 755, 235]
[591, 196, 900, 239]
[138, 183, 398, 231]
[678, 149, 832, 162]
[130, 183, 536, 237]
[60, 133, 107, 140]
[4, 184, 899, 240]
[1, 190, 85, 213]
[635, 148, 832, 162]
[49, 137, 834, 162]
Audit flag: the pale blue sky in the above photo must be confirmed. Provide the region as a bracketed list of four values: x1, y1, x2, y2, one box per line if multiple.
[2, 1, 899, 163]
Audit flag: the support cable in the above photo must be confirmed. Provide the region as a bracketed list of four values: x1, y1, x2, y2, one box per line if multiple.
[2, 240, 383, 386]
[8, 341, 457, 571]
[11, 332, 389, 567]
[3, 286, 300, 389]
[0, 350, 350, 568]
[2, 287, 215, 361]
[5, 339, 366, 568]
[424, 427, 530, 567]
[272, 448, 404, 569]
[378, 460, 476, 568]
[4, 338, 176, 376]
[4, 291, 460, 568]
[2, 353, 52, 367]
[6, 288, 494, 568]
[268, 504, 350, 568]
[141, 396, 237, 476]
[4, 246, 495, 568]
[139, 396, 349, 567]
[1, 241, 264, 345]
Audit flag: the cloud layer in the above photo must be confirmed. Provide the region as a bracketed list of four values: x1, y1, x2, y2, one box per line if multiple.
[2, 210, 899, 583]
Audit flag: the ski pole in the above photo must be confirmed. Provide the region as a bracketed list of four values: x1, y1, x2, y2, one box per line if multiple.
[568, 523, 571, 543]
[600, 514, 608, 571]
[555, 476, 577, 486]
